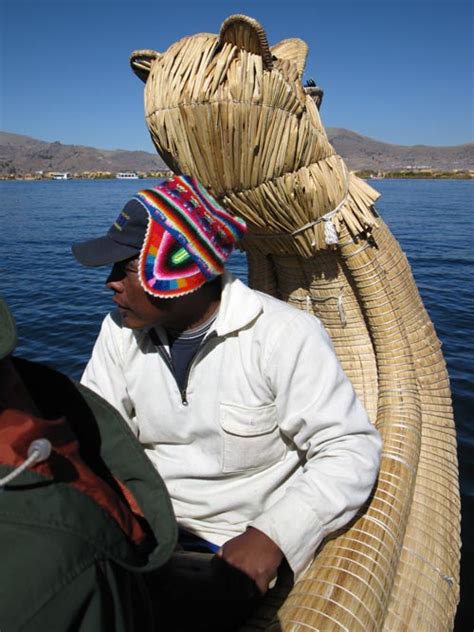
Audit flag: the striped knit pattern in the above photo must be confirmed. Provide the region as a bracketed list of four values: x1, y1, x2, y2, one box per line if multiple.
[136, 175, 247, 298]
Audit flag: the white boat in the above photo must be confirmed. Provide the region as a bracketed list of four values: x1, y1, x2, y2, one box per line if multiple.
[116, 172, 139, 179]
[50, 172, 70, 180]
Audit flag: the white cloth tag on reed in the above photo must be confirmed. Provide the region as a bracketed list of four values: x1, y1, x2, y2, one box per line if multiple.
[324, 218, 339, 244]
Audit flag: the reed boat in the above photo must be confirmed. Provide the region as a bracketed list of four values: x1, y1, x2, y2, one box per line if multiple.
[129, 15, 460, 630]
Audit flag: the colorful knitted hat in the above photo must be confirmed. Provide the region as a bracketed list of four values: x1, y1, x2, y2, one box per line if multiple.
[136, 175, 247, 298]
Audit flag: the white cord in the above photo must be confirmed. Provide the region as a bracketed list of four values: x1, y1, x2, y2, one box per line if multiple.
[0, 439, 52, 487]
[291, 159, 351, 245]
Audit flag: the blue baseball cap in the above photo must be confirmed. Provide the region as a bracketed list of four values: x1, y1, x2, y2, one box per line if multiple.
[72, 199, 149, 267]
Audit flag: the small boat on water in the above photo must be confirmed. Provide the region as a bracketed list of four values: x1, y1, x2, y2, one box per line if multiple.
[116, 172, 139, 179]
[50, 172, 70, 180]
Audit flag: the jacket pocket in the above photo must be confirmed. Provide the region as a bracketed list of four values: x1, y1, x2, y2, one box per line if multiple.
[220, 403, 287, 473]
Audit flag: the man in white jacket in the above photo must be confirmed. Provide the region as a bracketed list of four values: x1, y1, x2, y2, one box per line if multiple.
[72, 174, 382, 598]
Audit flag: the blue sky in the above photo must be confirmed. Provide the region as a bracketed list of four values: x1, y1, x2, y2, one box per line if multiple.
[1, 0, 472, 150]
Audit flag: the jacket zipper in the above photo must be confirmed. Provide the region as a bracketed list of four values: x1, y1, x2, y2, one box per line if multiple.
[179, 331, 217, 405]
[151, 329, 217, 406]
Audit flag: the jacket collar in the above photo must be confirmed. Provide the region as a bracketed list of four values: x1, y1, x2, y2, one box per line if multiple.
[148, 272, 263, 341]
[212, 271, 263, 337]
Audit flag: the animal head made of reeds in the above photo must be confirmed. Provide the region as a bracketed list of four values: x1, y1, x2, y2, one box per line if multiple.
[130, 15, 379, 255]
[130, 15, 332, 193]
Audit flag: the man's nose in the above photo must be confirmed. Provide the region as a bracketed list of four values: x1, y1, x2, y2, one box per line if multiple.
[106, 278, 123, 292]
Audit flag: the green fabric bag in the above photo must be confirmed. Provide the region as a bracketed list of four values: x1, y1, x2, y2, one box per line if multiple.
[0, 355, 177, 632]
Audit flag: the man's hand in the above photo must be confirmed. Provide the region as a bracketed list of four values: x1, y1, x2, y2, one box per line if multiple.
[217, 527, 283, 594]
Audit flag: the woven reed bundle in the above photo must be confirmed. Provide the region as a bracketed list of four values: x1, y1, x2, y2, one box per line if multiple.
[130, 14, 460, 630]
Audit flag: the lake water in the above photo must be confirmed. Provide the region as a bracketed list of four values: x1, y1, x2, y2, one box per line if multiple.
[1, 178, 473, 627]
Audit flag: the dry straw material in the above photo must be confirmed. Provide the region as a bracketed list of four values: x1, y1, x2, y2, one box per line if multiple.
[130, 14, 460, 631]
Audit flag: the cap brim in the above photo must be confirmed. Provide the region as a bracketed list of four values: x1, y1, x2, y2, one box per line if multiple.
[0, 297, 17, 360]
[72, 236, 140, 267]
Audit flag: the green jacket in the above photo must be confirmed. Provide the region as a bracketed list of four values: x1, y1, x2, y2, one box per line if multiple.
[0, 357, 177, 632]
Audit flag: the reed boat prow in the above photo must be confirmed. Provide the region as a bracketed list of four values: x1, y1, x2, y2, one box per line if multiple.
[130, 14, 460, 630]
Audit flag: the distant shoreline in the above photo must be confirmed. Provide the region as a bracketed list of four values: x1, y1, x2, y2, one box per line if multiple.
[0, 171, 173, 182]
[1, 170, 472, 182]
[360, 170, 473, 180]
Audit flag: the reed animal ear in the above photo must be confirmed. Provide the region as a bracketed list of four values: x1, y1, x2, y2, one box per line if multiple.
[271, 38, 308, 78]
[219, 14, 273, 70]
[130, 49, 161, 82]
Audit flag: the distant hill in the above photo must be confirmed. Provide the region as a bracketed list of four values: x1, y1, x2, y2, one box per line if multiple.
[0, 129, 472, 176]
[327, 128, 474, 172]
[0, 132, 168, 175]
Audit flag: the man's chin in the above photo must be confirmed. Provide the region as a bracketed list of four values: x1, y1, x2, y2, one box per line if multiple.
[120, 312, 144, 329]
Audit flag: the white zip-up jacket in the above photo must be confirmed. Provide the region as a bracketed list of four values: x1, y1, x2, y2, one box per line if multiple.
[82, 272, 381, 577]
